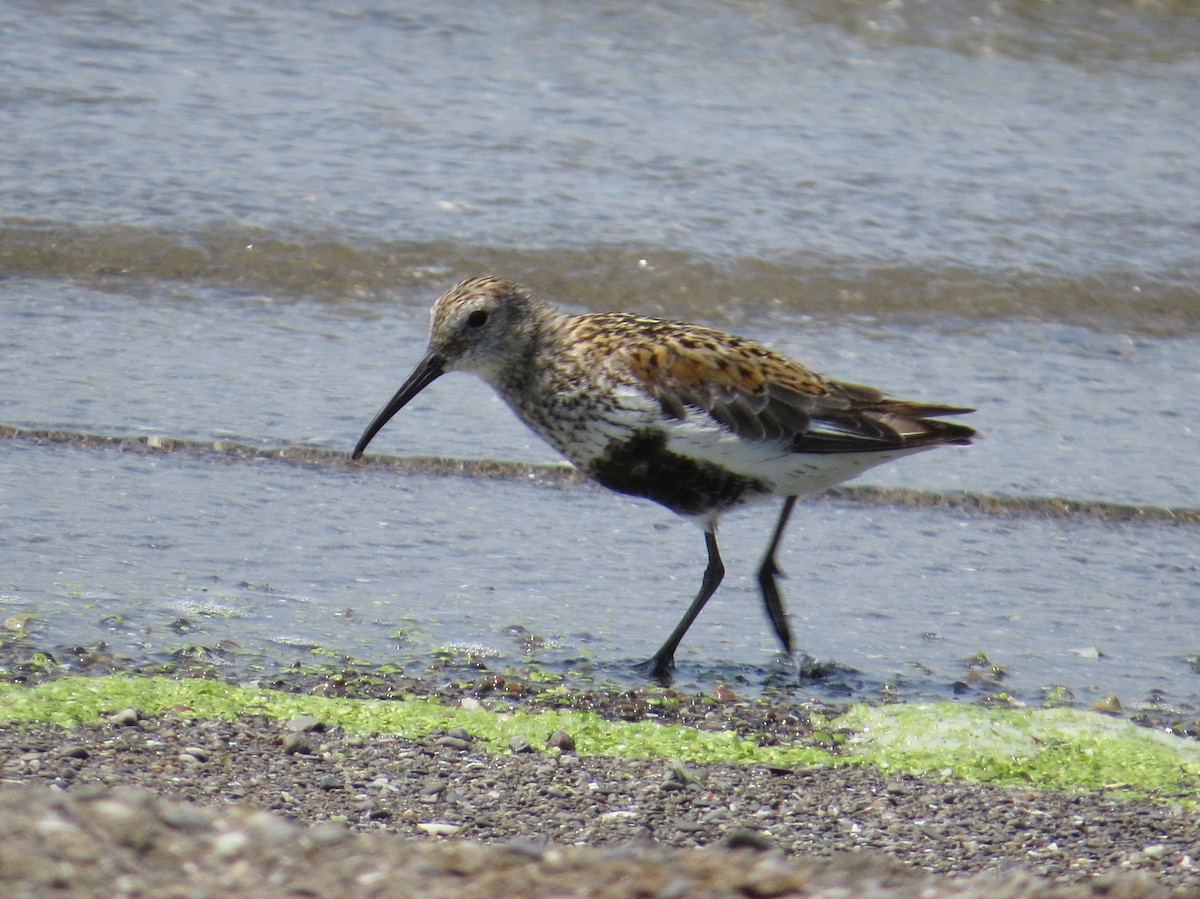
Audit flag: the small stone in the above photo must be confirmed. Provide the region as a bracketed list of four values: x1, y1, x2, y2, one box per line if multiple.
[502, 836, 548, 859]
[1092, 695, 1123, 714]
[317, 775, 344, 791]
[435, 736, 472, 750]
[723, 828, 775, 852]
[599, 810, 638, 822]
[212, 829, 249, 860]
[307, 823, 350, 846]
[90, 798, 138, 824]
[445, 727, 475, 742]
[420, 780, 447, 798]
[158, 804, 212, 831]
[281, 733, 314, 755]
[744, 855, 796, 897]
[244, 810, 300, 844]
[285, 715, 324, 733]
[508, 735, 534, 753]
[416, 822, 461, 837]
[357, 869, 388, 887]
[108, 708, 140, 727]
[57, 744, 90, 760]
[546, 729, 575, 752]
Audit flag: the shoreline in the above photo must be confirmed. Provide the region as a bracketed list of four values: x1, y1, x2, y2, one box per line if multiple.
[1, 674, 1197, 895]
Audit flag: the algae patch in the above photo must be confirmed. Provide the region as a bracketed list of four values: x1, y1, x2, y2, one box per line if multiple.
[1, 676, 1197, 803]
[0, 675, 830, 767]
[841, 703, 1200, 799]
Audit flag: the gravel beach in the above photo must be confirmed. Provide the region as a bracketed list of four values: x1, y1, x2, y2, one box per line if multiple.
[1, 707, 1196, 897]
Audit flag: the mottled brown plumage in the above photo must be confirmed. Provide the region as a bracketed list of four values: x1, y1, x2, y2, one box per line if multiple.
[353, 276, 975, 678]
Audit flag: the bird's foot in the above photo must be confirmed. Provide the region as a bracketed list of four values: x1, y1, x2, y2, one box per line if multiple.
[775, 650, 828, 680]
[633, 654, 674, 684]
[798, 652, 844, 680]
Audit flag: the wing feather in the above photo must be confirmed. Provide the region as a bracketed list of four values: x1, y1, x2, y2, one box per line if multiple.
[614, 321, 974, 453]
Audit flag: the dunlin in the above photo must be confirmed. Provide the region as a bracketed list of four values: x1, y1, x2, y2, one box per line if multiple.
[353, 276, 974, 678]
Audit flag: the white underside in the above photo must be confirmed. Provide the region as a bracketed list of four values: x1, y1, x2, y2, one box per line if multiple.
[666, 415, 916, 495]
[526, 384, 929, 500]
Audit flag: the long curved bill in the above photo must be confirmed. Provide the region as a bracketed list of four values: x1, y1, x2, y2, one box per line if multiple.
[351, 351, 446, 459]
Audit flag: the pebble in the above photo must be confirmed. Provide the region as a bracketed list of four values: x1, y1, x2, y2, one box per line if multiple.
[158, 803, 213, 832]
[497, 838, 545, 861]
[212, 829, 249, 859]
[599, 810, 639, 822]
[281, 733, 314, 755]
[723, 829, 775, 852]
[285, 715, 325, 733]
[107, 708, 140, 727]
[305, 822, 351, 846]
[416, 822, 461, 837]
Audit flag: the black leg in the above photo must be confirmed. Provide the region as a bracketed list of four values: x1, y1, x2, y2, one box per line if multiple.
[640, 529, 725, 679]
[757, 496, 797, 655]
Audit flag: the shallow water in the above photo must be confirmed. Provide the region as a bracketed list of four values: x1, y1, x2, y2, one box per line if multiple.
[2, 429, 1197, 710]
[2, 0, 1197, 711]
[3, 285, 1195, 508]
[2, 285, 1197, 709]
[4, 0, 1199, 279]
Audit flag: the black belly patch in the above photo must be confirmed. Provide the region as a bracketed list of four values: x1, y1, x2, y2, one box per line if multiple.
[587, 430, 766, 517]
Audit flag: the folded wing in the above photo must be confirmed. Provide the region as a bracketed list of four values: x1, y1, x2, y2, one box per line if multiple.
[620, 326, 975, 454]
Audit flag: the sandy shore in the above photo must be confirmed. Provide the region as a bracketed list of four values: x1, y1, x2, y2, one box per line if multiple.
[1, 709, 1195, 897]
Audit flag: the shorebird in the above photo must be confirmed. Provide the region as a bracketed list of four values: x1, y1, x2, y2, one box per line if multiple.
[353, 276, 974, 678]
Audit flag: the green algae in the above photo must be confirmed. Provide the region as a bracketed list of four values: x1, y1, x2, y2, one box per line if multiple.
[0, 675, 830, 767]
[1, 676, 1197, 804]
[840, 703, 1200, 800]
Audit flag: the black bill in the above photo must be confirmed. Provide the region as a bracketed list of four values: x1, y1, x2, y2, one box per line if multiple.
[351, 351, 446, 459]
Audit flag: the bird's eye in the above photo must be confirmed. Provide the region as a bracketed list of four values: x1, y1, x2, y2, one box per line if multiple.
[467, 309, 489, 328]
